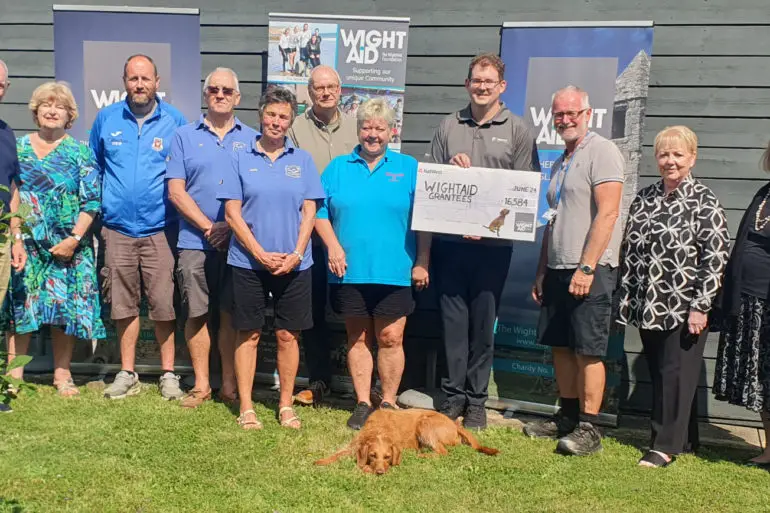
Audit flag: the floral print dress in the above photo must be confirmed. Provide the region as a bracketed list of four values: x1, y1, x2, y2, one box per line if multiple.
[8, 135, 105, 339]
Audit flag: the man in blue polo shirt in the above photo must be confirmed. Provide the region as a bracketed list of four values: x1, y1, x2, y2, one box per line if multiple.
[90, 54, 188, 401]
[166, 67, 259, 408]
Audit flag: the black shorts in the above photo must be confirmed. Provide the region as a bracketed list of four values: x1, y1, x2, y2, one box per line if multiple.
[330, 284, 414, 318]
[537, 265, 617, 357]
[229, 266, 313, 332]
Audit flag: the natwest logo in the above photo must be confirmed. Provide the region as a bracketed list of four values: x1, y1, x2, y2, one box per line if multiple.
[340, 29, 407, 64]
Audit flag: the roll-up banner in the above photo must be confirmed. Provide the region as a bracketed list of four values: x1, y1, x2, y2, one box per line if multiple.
[267, 13, 409, 151]
[491, 21, 654, 425]
[21, 5, 202, 374]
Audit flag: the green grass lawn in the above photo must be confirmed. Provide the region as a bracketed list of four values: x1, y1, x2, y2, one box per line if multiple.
[2, 385, 770, 513]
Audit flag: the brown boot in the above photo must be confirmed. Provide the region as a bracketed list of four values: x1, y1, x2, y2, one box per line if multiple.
[181, 389, 212, 409]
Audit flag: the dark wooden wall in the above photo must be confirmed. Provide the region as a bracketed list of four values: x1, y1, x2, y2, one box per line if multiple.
[2, 0, 768, 425]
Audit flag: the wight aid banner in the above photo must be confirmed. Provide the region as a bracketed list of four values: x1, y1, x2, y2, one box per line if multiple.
[53, 5, 201, 143]
[491, 22, 654, 423]
[267, 13, 409, 150]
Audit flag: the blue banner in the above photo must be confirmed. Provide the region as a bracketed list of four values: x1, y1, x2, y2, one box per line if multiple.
[491, 22, 654, 419]
[53, 6, 201, 143]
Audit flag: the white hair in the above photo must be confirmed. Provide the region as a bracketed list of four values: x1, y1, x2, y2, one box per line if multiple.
[0, 59, 8, 84]
[202, 67, 240, 93]
[551, 85, 590, 109]
[357, 98, 396, 129]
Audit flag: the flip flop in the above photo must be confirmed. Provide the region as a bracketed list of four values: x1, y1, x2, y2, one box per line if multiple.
[54, 378, 80, 398]
[278, 406, 301, 430]
[236, 409, 263, 430]
[638, 451, 675, 468]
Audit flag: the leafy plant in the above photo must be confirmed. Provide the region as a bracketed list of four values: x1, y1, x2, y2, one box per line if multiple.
[0, 183, 34, 404]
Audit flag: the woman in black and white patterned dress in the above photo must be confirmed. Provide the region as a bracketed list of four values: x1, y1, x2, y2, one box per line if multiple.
[713, 141, 770, 467]
[618, 125, 730, 468]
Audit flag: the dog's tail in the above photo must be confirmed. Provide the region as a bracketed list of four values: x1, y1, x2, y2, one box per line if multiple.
[314, 446, 352, 466]
[457, 422, 500, 456]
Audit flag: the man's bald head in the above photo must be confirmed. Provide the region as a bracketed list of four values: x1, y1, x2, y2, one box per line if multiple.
[0, 59, 9, 102]
[308, 65, 341, 113]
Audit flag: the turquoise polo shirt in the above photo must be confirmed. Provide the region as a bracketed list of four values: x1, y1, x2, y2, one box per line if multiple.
[317, 146, 418, 286]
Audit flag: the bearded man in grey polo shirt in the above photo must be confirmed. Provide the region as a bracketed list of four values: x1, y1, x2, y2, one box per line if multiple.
[426, 53, 540, 430]
[289, 65, 358, 406]
[524, 85, 625, 456]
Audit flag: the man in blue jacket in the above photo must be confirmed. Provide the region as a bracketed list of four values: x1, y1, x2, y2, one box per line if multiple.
[90, 54, 187, 400]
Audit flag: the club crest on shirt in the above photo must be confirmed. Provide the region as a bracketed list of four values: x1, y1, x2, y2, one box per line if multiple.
[285, 165, 301, 178]
[152, 137, 164, 152]
[232, 141, 247, 151]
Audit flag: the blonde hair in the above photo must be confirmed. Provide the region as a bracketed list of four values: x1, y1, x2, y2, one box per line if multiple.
[356, 98, 395, 130]
[762, 141, 770, 173]
[29, 81, 78, 129]
[654, 125, 698, 156]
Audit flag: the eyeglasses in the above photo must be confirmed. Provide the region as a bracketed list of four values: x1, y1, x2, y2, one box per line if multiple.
[206, 86, 235, 96]
[469, 79, 500, 88]
[312, 84, 339, 94]
[553, 109, 588, 120]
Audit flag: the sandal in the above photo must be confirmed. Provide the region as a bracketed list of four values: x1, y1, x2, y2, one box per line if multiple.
[638, 451, 675, 468]
[236, 409, 263, 430]
[278, 406, 301, 430]
[54, 378, 80, 398]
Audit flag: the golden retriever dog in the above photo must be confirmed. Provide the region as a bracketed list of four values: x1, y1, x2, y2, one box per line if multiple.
[315, 408, 499, 474]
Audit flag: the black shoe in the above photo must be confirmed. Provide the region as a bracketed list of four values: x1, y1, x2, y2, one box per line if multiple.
[438, 399, 465, 420]
[380, 402, 396, 410]
[556, 421, 603, 456]
[462, 404, 488, 430]
[0, 403, 12, 413]
[523, 411, 578, 440]
[347, 402, 374, 430]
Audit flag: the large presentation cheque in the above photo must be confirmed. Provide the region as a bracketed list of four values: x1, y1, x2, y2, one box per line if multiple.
[411, 162, 541, 242]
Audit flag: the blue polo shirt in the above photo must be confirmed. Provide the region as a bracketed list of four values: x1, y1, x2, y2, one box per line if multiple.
[0, 120, 19, 213]
[317, 147, 418, 286]
[216, 137, 325, 271]
[89, 97, 187, 238]
[165, 115, 260, 251]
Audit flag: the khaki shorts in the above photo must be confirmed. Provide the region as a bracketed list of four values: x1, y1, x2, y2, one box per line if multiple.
[100, 226, 176, 321]
[176, 249, 228, 319]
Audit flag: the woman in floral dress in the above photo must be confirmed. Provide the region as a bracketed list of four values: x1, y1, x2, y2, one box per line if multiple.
[5, 82, 105, 397]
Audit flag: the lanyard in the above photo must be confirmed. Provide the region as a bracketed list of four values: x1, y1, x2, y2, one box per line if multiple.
[553, 131, 593, 208]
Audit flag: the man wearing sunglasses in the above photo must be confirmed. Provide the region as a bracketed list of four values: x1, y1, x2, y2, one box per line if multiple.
[289, 65, 358, 406]
[165, 68, 260, 408]
[426, 53, 540, 430]
[92, 54, 188, 402]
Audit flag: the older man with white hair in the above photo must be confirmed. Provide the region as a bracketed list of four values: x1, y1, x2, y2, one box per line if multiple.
[166, 67, 260, 408]
[289, 65, 358, 406]
[524, 85, 625, 456]
[0, 59, 24, 413]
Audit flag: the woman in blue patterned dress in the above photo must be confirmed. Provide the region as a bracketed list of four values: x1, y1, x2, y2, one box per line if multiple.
[5, 82, 105, 397]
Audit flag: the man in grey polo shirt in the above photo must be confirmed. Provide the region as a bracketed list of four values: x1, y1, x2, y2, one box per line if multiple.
[524, 85, 624, 456]
[427, 53, 540, 430]
[289, 65, 358, 406]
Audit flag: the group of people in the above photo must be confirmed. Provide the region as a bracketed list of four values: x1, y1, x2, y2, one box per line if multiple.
[1, 51, 769, 469]
[278, 23, 323, 76]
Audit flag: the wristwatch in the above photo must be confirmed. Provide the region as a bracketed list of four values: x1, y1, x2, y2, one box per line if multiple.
[12, 232, 22, 242]
[70, 233, 82, 242]
[579, 263, 595, 275]
[292, 250, 303, 262]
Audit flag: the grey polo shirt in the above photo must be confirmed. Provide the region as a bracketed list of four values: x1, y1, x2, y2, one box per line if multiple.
[426, 102, 540, 244]
[546, 132, 625, 269]
[288, 107, 358, 173]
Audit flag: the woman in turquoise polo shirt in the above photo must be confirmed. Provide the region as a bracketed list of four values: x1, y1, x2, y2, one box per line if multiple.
[316, 98, 431, 430]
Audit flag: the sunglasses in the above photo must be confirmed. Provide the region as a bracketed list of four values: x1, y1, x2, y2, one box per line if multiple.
[206, 86, 236, 96]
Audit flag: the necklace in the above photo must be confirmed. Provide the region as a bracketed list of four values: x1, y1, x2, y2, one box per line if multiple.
[755, 189, 770, 231]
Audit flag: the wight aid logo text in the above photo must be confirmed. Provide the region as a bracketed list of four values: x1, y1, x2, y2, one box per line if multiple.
[340, 29, 407, 64]
[90, 90, 167, 108]
[530, 107, 608, 145]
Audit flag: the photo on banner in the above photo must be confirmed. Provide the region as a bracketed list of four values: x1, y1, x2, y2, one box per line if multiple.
[46, 6, 201, 374]
[491, 22, 655, 423]
[267, 13, 410, 150]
